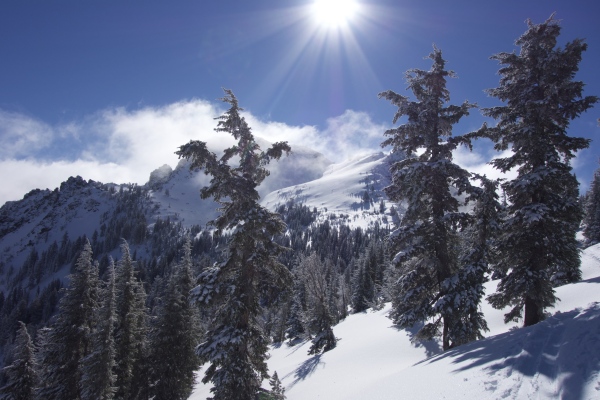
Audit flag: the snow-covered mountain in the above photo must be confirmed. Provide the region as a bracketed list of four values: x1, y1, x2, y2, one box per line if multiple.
[0, 141, 393, 292]
[262, 151, 403, 229]
[0, 177, 124, 289]
[147, 144, 333, 228]
[191, 244, 600, 400]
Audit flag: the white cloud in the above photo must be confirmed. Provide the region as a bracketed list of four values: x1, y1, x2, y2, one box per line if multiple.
[246, 109, 387, 163]
[12, 98, 591, 207]
[0, 100, 386, 205]
[0, 159, 129, 205]
[0, 100, 228, 204]
[0, 110, 55, 158]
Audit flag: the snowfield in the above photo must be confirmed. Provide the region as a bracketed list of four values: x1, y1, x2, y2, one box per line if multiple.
[262, 152, 400, 230]
[191, 244, 600, 399]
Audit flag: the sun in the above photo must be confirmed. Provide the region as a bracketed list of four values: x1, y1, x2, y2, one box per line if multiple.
[312, 0, 359, 29]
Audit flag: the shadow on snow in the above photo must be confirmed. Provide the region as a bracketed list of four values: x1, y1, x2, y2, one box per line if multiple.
[417, 303, 600, 399]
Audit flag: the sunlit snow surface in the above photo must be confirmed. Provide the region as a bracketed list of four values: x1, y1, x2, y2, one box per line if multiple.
[262, 152, 400, 230]
[191, 244, 600, 399]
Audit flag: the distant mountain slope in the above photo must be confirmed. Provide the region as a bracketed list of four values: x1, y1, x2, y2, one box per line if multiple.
[0, 177, 121, 289]
[147, 144, 332, 228]
[191, 244, 600, 400]
[0, 142, 335, 292]
[262, 152, 403, 229]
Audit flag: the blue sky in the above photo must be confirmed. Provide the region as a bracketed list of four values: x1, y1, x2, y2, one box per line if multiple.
[0, 0, 599, 204]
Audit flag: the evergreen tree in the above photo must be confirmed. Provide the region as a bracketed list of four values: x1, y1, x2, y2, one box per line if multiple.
[351, 263, 372, 313]
[583, 165, 600, 245]
[438, 175, 502, 347]
[148, 237, 200, 400]
[379, 46, 475, 350]
[80, 259, 117, 400]
[177, 89, 292, 400]
[285, 278, 307, 344]
[477, 16, 598, 326]
[268, 371, 286, 400]
[0, 321, 37, 400]
[113, 241, 147, 400]
[298, 253, 337, 355]
[36, 241, 99, 400]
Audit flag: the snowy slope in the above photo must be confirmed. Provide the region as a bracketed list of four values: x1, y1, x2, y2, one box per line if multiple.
[191, 244, 600, 400]
[0, 177, 118, 289]
[149, 144, 332, 228]
[262, 152, 402, 229]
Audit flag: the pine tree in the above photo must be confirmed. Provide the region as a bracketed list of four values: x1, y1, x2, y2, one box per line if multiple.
[285, 278, 307, 344]
[113, 241, 148, 400]
[80, 258, 117, 400]
[0, 321, 37, 400]
[438, 175, 502, 347]
[583, 165, 600, 245]
[148, 237, 200, 400]
[379, 46, 475, 350]
[36, 241, 99, 400]
[298, 253, 337, 355]
[177, 89, 292, 400]
[478, 16, 598, 326]
[268, 371, 286, 400]
[351, 262, 372, 313]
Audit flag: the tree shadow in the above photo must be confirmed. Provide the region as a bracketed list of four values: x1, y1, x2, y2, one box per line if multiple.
[284, 354, 324, 389]
[414, 304, 600, 399]
[582, 275, 600, 284]
[390, 322, 442, 358]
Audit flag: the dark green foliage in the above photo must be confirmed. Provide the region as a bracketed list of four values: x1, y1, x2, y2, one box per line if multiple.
[36, 241, 99, 400]
[351, 263, 373, 313]
[298, 253, 337, 355]
[477, 16, 598, 326]
[583, 166, 600, 245]
[113, 241, 148, 400]
[268, 371, 286, 400]
[80, 259, 117, 400]
[148, 237, 200, 400]
[351, 242, 385, 313]
[0, 321, 37, 400]
[437, 175, 502, 347]
[177, 89, 292, 400]
[379, 47, 475, 350]
[285, 279, 307, 343]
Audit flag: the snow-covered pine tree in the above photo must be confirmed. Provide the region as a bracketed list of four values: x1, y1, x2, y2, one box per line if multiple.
[176, 89, 292, 400]
[113, 240, 148, 400]
[80, 258, 117, 400]
[583, 165, 600, 245]
[0, 321, 37, 400]
[268, 371, 286, 400]
[148, 237, 200, 400]
[438, 175, 502, 347]
[379, 46, 475, 350]
[298, 253, 337, 355]
[478, 15, 598, 326]
[351, 262, 373, 313]
[36, 240, 99, 400]
[285, 278, 307, 344]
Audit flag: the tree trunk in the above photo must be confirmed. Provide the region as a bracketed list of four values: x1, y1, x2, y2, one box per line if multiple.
[523, 295, 541, 327]
[442, 316, 450, 350]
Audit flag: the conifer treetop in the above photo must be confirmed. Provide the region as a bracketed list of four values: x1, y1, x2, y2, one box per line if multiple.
[176, 88, 291, 234]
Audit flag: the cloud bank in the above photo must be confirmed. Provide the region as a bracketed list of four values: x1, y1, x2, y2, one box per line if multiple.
[0, 100, 390, 205]
[0, 99, 578, 206]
